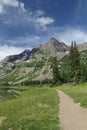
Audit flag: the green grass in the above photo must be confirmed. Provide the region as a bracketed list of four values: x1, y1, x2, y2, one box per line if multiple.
[58, 83, 87, 108]
[35, 61, 45, 69]
[0, 86, 60, 130]
[0, 74, 17, 83]
[16, 61, 37, 68]
[24, 61, 37, 68]
[43, 69, 49, 74]
[0, 88, 19, 101]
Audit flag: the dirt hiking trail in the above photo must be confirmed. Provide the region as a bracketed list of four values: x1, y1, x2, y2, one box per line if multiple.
[57, 90, 87, 130]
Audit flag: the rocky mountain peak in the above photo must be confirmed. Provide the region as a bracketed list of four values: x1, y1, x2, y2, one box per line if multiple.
[41, 37, 69, 53]
[48, 38, 59, 44]
[22, 49, 31, 54]
[3, 38, 69, 63]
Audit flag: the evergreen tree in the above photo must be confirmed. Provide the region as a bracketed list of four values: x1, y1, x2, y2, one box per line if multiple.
[80, 63, 87, 82]
[69, 41, 80, 83]
[52, 56, 61, 84]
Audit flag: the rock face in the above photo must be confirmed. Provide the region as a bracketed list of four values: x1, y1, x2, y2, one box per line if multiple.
[78, 42, 87, 51]
[4, 47, 40, 62]
[41, 38, 69, 54]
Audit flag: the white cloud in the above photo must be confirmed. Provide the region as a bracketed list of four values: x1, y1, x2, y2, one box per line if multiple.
[58, 28, 87, 45]
[36, 16, 54, 30]
[0, 5, 4, 13]
[0, 5, 54, 31]
[19, 2, 26, 12]
[44, 26, 87, 45]
[0, 45, 24, 60]
[0, 35, 40, 48]
[11, 35, 40, 46]
[0, 0, 26, 13]
[0, 35, 40, 60]
[35, 10, 45, 16]
[2, 0, 19, 7]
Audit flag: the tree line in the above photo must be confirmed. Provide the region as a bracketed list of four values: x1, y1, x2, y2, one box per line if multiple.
[52, 41, 87, 84]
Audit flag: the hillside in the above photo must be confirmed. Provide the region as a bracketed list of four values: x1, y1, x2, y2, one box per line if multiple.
[0, 38, 87, 85]
[0, 38, 69, 85]
[78, 42, 87, 51]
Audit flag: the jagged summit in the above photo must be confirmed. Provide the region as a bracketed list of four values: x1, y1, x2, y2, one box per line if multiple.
[3, 38, 69, 63]
[47, 37, 63, 44]
[47, 38, 65, 45]
[4, 47, 40, 62]
[36, 44, 42, 49]
[48, 37, 59, 43]
[41, 37, 69, 54]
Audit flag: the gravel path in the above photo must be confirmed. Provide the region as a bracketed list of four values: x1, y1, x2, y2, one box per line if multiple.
[57, 90, 87, 130]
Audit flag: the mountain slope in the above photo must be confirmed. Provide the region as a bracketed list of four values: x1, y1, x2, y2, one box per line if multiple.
[0, 38, 87, 85]
[78, 42, 87, 51]
[4, 47, 41, 63]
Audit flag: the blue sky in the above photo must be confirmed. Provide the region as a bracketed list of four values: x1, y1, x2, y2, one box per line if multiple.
[0, 0, 87, 59]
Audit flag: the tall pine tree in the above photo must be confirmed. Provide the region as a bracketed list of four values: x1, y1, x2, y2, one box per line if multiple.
[69, 41, 80, 83]
[52, 56, 61, 84]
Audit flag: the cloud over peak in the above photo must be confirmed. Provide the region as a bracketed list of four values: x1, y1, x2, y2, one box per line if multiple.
[51, 27, 87, 45]
[0, 45, 24, 60]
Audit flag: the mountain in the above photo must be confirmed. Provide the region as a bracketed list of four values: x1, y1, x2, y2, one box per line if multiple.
[4, 47, 41, 63]
[4, 38, 69, 63]
[33, 38, 69, 61]
[78, 42, 87, 51]
[0, 38, 87, 85]
[41, 38, 68, 53]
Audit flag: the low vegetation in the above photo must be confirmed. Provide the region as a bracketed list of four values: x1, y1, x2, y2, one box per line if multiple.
[0, 86, 60, 130]
[0, 87, 19, 101]
[0, 74, 17, 83]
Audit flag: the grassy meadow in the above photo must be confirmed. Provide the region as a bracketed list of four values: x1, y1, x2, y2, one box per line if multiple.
[1, 83, 87, 130]
[0, 86, 60, 130]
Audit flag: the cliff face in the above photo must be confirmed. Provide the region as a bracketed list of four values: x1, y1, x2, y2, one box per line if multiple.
[40, 38, 69, 54]
[4, 47, 40, 63]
